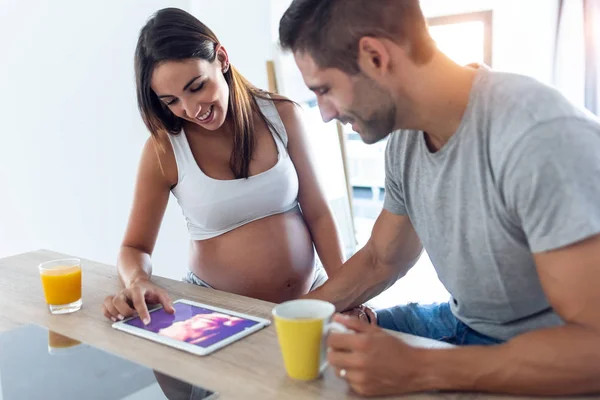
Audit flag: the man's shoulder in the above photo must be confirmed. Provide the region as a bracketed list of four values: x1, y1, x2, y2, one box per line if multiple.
[384, 129, 419, 165]
[481, 70, 589, 126]
[480, 71, 596, 168]
[385, 129, 420, 150]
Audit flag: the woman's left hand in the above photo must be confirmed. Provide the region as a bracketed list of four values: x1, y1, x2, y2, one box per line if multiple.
[341, 304, 378, 325]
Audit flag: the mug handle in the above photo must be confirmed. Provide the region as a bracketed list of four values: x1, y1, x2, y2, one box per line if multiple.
[319, 321, 354, 373]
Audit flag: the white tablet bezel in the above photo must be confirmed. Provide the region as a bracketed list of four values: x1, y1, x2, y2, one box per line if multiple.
[111, 299, 271, 356]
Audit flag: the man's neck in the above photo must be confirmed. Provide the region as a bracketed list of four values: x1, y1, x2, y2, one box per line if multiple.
[406, 54, 478, 152]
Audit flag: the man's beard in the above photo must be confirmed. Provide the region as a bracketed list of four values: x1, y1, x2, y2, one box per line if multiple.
[350, 76, 397, 144]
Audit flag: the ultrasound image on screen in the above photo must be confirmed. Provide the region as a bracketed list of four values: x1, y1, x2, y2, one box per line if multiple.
[125, 302, 259, 348]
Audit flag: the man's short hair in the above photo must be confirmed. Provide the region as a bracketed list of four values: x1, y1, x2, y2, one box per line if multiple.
[279, 0, 436, 74]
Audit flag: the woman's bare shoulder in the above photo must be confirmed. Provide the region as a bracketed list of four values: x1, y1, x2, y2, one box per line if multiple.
[140, 131, 178, 187]
[267, 93, 302, 125]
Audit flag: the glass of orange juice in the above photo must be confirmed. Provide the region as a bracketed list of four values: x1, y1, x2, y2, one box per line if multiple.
[39, 258, 82, 314]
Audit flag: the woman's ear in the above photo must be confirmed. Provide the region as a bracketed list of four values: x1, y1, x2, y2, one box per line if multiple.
[216, 44, 230, 73]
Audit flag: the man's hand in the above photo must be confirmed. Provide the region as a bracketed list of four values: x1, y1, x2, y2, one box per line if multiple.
[327, 314, 428, 396]
[341, 305, 378, 325]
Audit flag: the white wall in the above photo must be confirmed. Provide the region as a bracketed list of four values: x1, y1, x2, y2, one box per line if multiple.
[0, 0, 191, 279]
[420, 0, 559, 84]
[191, 0, 272, 90]
[0, 0, 283, 281]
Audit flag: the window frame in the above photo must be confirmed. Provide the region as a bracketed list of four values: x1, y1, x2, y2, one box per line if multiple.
[428, 10, 494, 67]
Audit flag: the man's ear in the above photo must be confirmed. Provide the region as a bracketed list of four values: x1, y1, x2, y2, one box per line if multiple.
[356, 37, 391, 79]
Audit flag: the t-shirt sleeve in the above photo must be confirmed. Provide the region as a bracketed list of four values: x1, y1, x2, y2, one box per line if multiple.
[383, 134, 407, 216]
[501, 116, 600, 253]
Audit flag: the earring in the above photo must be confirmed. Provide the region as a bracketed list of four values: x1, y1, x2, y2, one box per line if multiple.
[223, 64, 229, 73]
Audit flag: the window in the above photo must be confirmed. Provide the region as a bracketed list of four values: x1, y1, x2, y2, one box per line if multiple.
[428, 11, 493, 67]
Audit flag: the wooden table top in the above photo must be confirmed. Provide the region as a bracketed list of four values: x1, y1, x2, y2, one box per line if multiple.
[0, 250, 588, 399]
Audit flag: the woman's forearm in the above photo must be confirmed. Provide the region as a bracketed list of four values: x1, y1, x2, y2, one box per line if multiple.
[117, 245, 153, 288]
[308, 213, 345, 277]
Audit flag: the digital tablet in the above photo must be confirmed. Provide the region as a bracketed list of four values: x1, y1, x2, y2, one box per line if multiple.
[112, 299, 271, 356]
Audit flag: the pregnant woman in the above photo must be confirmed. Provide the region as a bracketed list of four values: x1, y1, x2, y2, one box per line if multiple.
[102, 8, 345, 324]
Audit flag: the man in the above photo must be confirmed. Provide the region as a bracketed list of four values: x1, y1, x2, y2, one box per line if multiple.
[279, 0, 600, 397]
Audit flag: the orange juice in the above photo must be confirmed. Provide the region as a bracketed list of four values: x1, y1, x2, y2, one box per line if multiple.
[48, 330, 81, 349]
[40, 265, 82, 305]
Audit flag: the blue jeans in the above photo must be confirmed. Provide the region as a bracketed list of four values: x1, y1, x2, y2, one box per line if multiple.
[377, 302, 504, 346]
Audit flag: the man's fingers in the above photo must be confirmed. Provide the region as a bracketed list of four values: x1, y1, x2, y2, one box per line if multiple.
[358, 311, 370, 323]
[363, 307, 378, 326]
[327, 349, 366, 369]
[334, 313, 374, 333]
[340, 309, 359, 318]
[334, 368, 372, 395]
[328, 330, 368, 352]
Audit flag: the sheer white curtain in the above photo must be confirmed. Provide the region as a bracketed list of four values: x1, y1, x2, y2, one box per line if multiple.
[583, 0, 599, 114]
[554, 0, 600, 115]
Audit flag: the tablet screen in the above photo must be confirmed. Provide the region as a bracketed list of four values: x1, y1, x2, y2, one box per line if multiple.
[124, 302, 260, 348]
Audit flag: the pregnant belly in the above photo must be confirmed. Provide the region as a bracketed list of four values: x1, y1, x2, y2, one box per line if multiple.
[188, 208, 316, 303]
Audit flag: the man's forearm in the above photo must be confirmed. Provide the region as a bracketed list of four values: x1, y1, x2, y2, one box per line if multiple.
[304, 244, 409, 312]
[421, 324, 600, 395]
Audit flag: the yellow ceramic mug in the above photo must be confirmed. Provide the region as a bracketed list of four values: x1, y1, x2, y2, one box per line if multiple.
[272, 299, 349, 381]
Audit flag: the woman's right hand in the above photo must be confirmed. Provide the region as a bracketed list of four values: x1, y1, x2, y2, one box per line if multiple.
[102, 278, 175, 324]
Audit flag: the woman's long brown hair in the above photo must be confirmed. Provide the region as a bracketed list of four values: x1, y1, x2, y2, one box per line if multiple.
[135, 7, 289, 179]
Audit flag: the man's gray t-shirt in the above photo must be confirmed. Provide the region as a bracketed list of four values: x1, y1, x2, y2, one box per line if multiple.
[383, 68, 600, 340]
